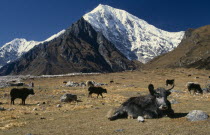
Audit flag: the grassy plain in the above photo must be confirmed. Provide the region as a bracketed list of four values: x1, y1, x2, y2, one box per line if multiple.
[0, 68, 210, 135]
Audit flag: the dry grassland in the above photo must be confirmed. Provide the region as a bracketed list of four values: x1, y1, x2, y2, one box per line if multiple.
[0, 68, 210, 135]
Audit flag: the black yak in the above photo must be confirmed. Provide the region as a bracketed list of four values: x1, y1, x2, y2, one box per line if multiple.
[10, 88, 35, 105]
[187, 82, 203, 94]
[88, 87, 107, 98]
[108, 84, 174, 120]
[166, 79, 175, 86]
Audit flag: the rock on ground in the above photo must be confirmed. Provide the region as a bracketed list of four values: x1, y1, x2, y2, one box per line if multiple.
[0, 107, 6, 111]
[60, 94, 77, 102]
[186, 110, 209, 121]
[137, 116, 144, 122]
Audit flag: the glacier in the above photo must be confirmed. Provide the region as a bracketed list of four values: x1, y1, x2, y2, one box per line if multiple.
[83, 4, 185, 63]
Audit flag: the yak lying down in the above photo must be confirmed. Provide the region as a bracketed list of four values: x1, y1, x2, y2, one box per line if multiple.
[108, 84, 174, 120]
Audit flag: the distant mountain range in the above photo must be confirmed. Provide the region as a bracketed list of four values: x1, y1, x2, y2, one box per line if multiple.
[1, 4, 208, 75]
[0, 4, 184, 68]
[0, 30, 65, 67]
[145, 25, 210, 70]
[0, 18, 136, 75]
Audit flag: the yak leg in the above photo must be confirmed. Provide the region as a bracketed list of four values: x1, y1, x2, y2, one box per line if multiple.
[88, 92, 92, 98]
[11, 98, 15, 105]
[108, 108, 127, 121]
[100, 93, 103, 98]
[143, 111, 157, 119]
[22, 98, 26, 105]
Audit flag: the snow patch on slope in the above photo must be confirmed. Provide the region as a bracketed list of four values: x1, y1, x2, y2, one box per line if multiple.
[84, 4, 184, 63]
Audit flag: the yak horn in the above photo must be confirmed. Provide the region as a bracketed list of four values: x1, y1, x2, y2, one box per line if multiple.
[166, 84, 174, 91]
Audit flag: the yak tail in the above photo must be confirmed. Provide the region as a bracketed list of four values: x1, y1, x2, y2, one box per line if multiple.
[167, 84, 174, 91]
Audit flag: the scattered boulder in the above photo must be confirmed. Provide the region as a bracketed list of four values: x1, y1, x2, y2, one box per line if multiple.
[65, 81, 87, 87]
[137, 116, 144, 122]
[65, 81, 107, 87]
[0, 107, 6, 111]
[203, 84, 210, 93]
[202, 88, 210, 93]
[66, 81, 80, 87]
[60, 94, 77, 102]
[79, 82, 86, 87]
[186, 110, 209, 121]
[94, 83, 108, 86]
[86, 80, 108, 87]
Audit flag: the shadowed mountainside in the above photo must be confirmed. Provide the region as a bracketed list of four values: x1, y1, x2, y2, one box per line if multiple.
[0, 18, 138, 76]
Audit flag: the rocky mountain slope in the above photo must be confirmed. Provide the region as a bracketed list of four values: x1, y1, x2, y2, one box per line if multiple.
[0, 18, 136, 75]
[84, 4, 184, 63]
[0, 4, 184, 68]
[0, 30, 65, 67]
[145, 25, 210, 70]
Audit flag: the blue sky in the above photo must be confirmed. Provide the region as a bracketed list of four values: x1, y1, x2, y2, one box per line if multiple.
[0, 0, 209, 45]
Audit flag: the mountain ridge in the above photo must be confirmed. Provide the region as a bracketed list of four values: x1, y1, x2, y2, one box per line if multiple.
[0, 18, 137, 75]
[144, 25, 210, 70]
[0, 30, 65, 67]
[0, 4, 185, 68]
[83, 4, 184, 63]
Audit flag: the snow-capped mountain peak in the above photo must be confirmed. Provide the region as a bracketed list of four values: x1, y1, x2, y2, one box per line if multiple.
[84, 4, 185, 63]
[0, 38, 40, 57]
[0, 30, 65, 67]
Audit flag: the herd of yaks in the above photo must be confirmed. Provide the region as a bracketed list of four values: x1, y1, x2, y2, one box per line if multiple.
[6, 77, 210, 121]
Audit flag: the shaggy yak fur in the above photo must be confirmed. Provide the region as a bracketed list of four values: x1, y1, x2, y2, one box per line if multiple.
[166, 79, 175, 86]
[108, 84, 174, 120]
[88, 86, 107, 98]
[10, 88, 35, 105]
[187, 82, 203, 94]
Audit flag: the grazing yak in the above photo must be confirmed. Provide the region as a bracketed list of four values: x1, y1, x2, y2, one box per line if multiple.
[166, 79, 175, 86]
[187, 82, 203, 94]
[108, 84, 174, 120]
[10, 88, 35, 105]
[88, 86, 107, 98]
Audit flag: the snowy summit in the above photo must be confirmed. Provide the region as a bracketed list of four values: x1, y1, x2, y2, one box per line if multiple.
[0, 30, 65, 67]
[84, 4, 185, 63]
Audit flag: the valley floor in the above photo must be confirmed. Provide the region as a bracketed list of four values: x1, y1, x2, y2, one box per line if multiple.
[0, 68, 210, 135]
